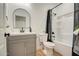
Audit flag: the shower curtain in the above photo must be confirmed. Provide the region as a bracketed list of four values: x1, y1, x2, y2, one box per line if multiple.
[46, 9, 52, 42]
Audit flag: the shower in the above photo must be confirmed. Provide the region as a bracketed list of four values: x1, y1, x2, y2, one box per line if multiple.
[46, 3, 62, 42]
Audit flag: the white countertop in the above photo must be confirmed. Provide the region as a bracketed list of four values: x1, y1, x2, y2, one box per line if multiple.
[9, 32, 36, 36]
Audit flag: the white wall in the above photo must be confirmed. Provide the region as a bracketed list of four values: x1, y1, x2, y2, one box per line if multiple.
[52, 3, 74, 56]
[0, 3, 7, 56]
[53, 3, 74, 47]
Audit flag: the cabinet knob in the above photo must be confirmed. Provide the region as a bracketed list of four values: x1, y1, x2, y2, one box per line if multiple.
[4, 33, 10, 37]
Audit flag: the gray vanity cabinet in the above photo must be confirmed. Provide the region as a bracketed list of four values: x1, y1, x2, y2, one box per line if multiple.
[7, 34, 36, 56]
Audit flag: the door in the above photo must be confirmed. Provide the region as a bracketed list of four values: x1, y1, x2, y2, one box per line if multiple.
[0, 3, 6, 56]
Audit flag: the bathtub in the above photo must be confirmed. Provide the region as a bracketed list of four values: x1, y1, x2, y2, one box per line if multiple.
[54, 40, 72, 56]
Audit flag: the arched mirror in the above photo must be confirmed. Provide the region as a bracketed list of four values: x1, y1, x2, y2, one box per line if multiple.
[13, 8, 31, 32]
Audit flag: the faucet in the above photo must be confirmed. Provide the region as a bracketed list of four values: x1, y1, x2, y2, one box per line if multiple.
[20, 27, 25, 33]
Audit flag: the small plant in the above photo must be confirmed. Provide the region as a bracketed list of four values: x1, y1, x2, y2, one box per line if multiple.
[74, 24, 79, 35]
[75, 24, 79, 30]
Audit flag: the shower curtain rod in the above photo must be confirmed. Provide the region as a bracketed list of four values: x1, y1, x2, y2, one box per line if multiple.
[51, 3, 63, 10]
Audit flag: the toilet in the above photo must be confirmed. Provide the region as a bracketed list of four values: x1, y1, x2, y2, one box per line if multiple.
[39, 33, 55, 56]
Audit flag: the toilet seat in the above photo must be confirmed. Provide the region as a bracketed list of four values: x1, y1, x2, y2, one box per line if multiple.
[43, 42, 55, 49]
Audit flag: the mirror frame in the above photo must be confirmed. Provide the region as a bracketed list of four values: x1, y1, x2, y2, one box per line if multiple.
[12, 8, 31, 29]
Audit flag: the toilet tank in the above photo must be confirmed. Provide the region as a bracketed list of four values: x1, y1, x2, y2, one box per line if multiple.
[39, 33, 48, 42]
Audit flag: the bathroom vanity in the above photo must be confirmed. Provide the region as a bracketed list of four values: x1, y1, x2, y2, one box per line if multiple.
[5, 4, 36, 56]
[6, 33, 36, 56]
